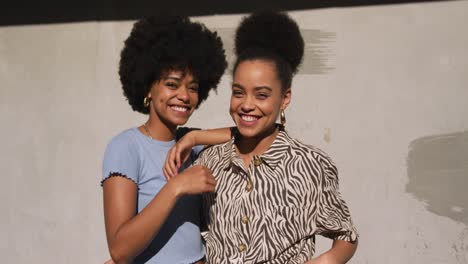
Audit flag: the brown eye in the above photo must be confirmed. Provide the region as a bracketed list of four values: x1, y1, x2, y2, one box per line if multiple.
[166, 82, 178, 89]
[189, 85, 199, 93]
[232, 89, 243, 98]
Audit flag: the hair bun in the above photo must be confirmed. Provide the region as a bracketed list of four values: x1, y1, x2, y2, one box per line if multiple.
[235, 11, 304, 73]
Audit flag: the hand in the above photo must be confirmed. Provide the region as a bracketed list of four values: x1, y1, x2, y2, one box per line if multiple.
[103, 259, 115, 264]
[164, 134, 196, 180]
[168, 165, 216, 197]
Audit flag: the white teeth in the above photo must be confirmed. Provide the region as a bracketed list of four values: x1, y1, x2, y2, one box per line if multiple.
[241, 115, 258, 121]
[171, 106, 188, 112]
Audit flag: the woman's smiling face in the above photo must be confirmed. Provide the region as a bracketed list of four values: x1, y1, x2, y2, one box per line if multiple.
[148, 70, 199, 128]
[230, 59, 290, 139]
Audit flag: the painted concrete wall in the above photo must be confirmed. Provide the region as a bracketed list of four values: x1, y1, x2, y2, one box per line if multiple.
[1, 1, 467, 263]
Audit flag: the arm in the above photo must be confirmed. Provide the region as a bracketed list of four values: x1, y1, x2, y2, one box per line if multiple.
[306, 239, 358, 264]
[164, 127, 233, 179]
[305, 150, 358, 264]
[188, 127, 234, 146]
[103, 165, 216, 264]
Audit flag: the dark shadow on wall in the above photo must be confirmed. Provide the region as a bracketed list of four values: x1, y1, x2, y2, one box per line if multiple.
[0, 0, 458, 26]
[406, 130, 468, 224]
[216, 28, 335, 75]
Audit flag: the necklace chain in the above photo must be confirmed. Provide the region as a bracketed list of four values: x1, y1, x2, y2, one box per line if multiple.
[143, 122, 153, 140]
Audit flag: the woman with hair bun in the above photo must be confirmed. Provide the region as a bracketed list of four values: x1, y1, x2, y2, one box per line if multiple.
[166, 11, 358, 263]
[102, 16, 228, 264]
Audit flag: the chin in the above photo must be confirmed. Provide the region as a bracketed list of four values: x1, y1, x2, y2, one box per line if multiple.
[173, 118, 190, 126]
[235, 126, 260, 138]
[237, 123, 279, 140]
[164, 115, 190, 127]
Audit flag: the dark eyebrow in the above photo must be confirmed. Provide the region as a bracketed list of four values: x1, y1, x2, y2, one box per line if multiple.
[163, 76, 181, 82]
[232, 83, 272, 92]
[163, 76, 199, 84]
[255, 86, 272, 92]
[232, 83, 245, 90]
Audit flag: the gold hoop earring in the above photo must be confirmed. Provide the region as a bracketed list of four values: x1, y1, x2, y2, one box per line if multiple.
[143, 97, 151, 108]
[280, 109, 286, 127]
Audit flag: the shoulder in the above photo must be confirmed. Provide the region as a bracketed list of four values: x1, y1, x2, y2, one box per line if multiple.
[285, 133, 337, 172]
[195, 141, 230, 166]
[105, 128, 140, 154]
[102, 128, 142, 183]
[198, 142, 228, 159]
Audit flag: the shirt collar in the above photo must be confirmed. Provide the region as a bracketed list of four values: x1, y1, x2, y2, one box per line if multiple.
[220, 128, 292, 171]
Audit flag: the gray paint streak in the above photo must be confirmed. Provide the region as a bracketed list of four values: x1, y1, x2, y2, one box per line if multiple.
[406, 131, 468, 224]
[451, 227, 468, 263]
[300, 29, 335, 74]
[215, 28, 334, 74]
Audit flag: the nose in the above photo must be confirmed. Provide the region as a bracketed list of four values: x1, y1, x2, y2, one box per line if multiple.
[177, 86, 190, 103]
[240, 95, 255, 112]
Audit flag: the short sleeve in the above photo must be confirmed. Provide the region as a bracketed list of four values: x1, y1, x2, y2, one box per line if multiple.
[315, 155, 358, 242]
[101, 133, 140, 187]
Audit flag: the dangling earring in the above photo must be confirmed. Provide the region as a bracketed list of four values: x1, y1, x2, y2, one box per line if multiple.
[143, 97, 151, 108]
[280, 109, 286, 127]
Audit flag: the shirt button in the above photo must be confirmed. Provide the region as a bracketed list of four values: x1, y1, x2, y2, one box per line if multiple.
[245, 181, 253, 192]
[253, 157, 262, 166]
[238, 243, 247, 252]
[241, 215, 249, 224]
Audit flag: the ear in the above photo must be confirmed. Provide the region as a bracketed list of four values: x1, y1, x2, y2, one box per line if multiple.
[281, 88, 291, 110]
[146, 85, 154, 99]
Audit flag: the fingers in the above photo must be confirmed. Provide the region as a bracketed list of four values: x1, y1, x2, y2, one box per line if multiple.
[201, 167, 216, 192]
[205, 178, 217, 192]
[164, 147, 179, 180]
[175, 148, 182, 169]
[163, 154, 172, 180]
[206, 176, 217, 187]
[203, 168, 216, 187]
[197, 176, 216, 193]
[169, 147, 179, 177]
[175, 165, 216, 194]
[163, 165, 171, 180]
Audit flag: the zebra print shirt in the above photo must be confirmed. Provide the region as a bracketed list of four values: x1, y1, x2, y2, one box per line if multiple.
[194, 130, 358, 264]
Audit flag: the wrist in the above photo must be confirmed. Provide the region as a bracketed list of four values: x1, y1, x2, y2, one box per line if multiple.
[166, 179, 183, 199]
[186, 130, 198, 147]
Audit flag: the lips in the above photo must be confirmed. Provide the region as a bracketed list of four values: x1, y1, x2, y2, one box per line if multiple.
[238, 113, 261, 126]
[170, 105, 190, 113]
[240, 114, 260, 121]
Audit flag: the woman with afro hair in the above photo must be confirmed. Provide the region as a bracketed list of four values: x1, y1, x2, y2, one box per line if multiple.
[102, 15, 230, 264]
[165, 12, 359, 263]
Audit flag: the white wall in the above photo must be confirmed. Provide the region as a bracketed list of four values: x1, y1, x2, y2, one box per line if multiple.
[1, 1, 467, 263]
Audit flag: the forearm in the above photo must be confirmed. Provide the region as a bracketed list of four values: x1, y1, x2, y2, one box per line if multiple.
[307, 239, 358, 264]
[189, 127, 232, 146]
[108, 183, 179, 263]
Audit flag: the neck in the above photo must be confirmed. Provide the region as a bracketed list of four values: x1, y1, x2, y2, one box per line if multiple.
[236, 126, 279, 158]
[143, 108, 177, 142]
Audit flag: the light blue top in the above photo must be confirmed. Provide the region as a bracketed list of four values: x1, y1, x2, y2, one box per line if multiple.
[102, 127, 204, 264]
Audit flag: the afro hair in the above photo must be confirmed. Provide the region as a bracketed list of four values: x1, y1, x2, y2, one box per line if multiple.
[234, 12, 304, 89]
[119, 16, 227, 114]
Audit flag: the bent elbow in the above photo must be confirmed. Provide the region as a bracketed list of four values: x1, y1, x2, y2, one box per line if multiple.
[109, 247, 130, 264]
